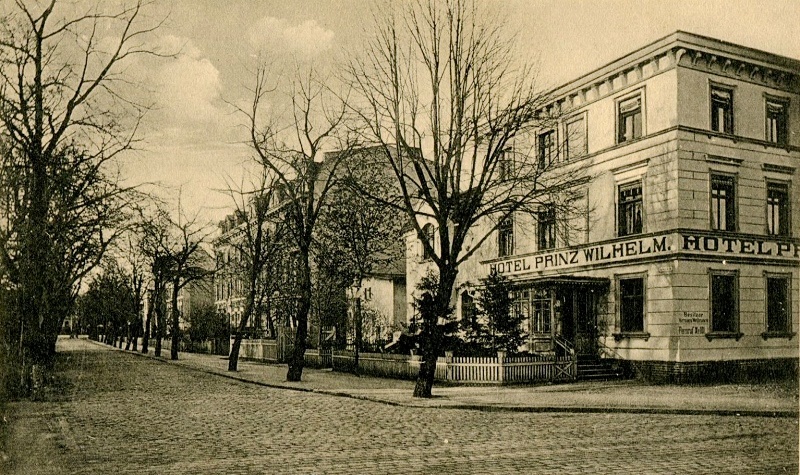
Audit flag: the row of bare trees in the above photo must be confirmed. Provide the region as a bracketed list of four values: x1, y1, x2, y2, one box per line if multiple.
[1, 0, 586, 400]
[0, 0, 168, 397]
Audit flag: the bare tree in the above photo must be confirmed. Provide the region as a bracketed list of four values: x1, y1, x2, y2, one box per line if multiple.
[0, 0, 166, 393]
[219, 170, 287, 372]
[348, 0, 587, 397]
[136, 205, 172, 357]
[164, 210, 214, 361]
[243, 64, 358, 381]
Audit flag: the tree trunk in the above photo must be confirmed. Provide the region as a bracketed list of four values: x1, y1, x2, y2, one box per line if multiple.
[228, 278, 257, 371]
[353, 296, 362, 374]
[413, 266, 458, 398]
[141, 294, 153, 354]
[286, 253, 312, 382]
[170, 278, 180, 360]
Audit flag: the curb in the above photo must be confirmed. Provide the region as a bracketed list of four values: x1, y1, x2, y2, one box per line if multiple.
[96, 342, 799, 419]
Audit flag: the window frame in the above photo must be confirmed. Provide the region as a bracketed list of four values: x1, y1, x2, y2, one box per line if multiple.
[763, 272, 794, 339]
[617, 180, 644, 237]
[766, 180, 791, 237]
[421, 223, 435, 261]
[537, 129, 556, 168]
[613, 272, 649, 340]
[707, 269, 742, 340]
[616, 91, 644, 144]
[764, 94, 789, 146]
[709, 83, 734, 135]
[530, 288, 552, 335]
[497, 215, 515, 257]
[564, 112, 587, 160]
[537, 204, 557, 251]
[710, 173, 737, 232]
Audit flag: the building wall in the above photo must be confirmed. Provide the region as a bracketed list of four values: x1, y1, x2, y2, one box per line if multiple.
[403, 32, 800, 378]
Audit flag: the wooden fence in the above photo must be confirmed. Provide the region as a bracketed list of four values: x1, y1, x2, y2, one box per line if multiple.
[329, 350, 575, 384]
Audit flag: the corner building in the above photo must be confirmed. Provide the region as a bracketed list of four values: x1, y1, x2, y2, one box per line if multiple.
[416, 32, 800, 382]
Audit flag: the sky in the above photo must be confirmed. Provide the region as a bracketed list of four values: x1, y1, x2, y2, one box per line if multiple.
[106, 0, 800, 224]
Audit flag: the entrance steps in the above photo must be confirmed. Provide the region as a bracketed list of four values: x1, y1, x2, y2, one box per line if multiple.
[576, 355, 628, 381]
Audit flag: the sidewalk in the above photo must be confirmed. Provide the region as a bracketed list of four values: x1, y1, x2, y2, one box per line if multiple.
[120, 341, 798, 417]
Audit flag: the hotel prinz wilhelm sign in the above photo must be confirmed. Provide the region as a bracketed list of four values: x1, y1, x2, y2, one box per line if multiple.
[486, 232, 799, 276]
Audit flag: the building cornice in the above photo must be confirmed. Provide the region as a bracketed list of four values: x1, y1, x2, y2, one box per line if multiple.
[543, 31, 800, 116]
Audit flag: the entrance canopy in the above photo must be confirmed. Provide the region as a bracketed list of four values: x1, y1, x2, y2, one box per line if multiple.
[515, 275, 610, 288]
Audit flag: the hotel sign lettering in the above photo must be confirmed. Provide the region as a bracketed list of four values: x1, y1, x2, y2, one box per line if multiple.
[486, 233, 799, 276]
[681, 234, 799, 257]
[488, 235, 670, 275]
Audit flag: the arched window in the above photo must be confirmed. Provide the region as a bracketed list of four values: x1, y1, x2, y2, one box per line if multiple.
[421, 223, 435, 260]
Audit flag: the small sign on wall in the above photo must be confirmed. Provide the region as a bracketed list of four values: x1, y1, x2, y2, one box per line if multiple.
[678, 312, 708, 335]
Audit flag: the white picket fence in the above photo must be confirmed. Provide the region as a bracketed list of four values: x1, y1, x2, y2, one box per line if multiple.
[330, 350, 576, 384]
[446, 353, 575, 384]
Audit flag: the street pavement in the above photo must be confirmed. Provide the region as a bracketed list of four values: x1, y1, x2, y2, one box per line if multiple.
[1, 337, 797, 474]
[158, 343, 798, 417]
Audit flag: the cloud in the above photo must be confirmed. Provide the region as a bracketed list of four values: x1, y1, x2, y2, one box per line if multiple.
[248, 17, 335, 58]
[155, 35, 223, 125]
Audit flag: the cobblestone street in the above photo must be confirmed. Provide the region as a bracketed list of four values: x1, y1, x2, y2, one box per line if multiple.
[3, 339, 798, 474]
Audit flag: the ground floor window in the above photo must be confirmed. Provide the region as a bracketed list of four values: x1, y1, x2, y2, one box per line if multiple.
[618, 276, 645, 333]
[765, 275, 792, 336]
[709, 270, 739, 337]
[531, 289, 551, 335]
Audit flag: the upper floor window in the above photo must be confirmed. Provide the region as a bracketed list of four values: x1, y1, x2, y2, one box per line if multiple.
[767, 182, 790, 236]
[617, 95, 642, 143]
[710, 86, 734, 134]
[421, 223, 435, 260]
[710, 174, 736, 231]
[497, 216, 514, 257]
[537, 205, 556, 250]
[765, 98, 789, 145]
[565, 116, 586, 159]
[498, 149, 514, 181]
[618, 181, 643, 236]
[538, 130, 556, 168]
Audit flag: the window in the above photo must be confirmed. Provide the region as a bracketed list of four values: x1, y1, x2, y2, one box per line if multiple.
[710, 86, 733, 134]
[709, 271, 738, 335]
[565, 116, 586, 159]
[537, 205, 556, 250]
[498, 216, 514, 257]
[363, 287, 372, 301]
[766, 182, 789, 236]
[766, 276, 791, 335]
[617, 95, 642, 143]
[538, 130, 555, 168]
[619, 277, 645, 333]
[710, 174, 736, 231]
[421, 223, 435, 260]
[531, 289, 551, 334]
[461, 291, 476, 327]
[498, 149, 513, 181]
[765, 98, 789, 145]
[618, 181, 643, 236]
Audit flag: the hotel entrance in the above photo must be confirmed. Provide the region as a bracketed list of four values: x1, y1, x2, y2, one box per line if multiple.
[522, 277, 608, 356]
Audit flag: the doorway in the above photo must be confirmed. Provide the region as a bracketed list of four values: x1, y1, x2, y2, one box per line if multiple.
[557, 288, 597, 357]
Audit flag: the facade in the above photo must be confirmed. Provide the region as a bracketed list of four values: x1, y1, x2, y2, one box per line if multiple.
[406, 32, 800, 382]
